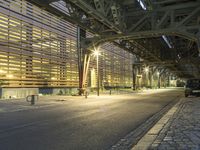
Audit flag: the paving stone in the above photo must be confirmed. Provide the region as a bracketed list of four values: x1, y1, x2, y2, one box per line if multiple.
[148, 98, 200, 149]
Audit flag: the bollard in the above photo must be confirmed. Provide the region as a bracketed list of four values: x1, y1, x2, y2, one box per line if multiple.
[85, 91, 88, 99]
[109, 90, 111, 95]
[31, 95, 35, 105]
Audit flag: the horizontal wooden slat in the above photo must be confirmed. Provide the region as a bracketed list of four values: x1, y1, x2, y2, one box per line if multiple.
[0, 0, 79, 87]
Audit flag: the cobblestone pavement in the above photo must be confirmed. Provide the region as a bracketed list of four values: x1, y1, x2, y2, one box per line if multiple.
[133, 97, 200, 150]
[154, 97, 200, 150]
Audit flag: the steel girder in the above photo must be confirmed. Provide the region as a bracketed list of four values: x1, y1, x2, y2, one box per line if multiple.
[27, 0, 200, 49]
[65, 0, 125, 33]
[28, 0, 125, 33]
[79, 0, 200, 78]
[85, 3, 200, 47]
[27, 0, 200, 43]
[27, 0, 200, 78]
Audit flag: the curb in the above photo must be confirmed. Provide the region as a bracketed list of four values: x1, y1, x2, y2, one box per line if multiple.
[110, 96, 182, 150]
[132, 97, 184, 150]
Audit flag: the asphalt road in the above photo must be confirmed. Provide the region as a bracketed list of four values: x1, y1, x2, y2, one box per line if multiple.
[0, 89, 182, 150]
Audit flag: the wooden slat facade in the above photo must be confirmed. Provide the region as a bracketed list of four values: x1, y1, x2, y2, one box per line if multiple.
[0, 0, 78, 87]
[87, 33, 133, 88]
[0, 0, 133, 88]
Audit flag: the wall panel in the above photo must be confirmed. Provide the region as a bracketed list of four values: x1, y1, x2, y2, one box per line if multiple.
[0, 0, 78, 87]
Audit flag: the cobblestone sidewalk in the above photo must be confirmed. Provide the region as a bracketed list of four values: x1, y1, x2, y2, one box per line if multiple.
[133, 97, 200, 150]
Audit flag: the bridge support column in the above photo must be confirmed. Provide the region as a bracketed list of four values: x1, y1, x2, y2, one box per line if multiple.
[77, 27, 91, 95]
[149, 66, 158, 89]
[132, 65, 136, 90]
[158, 74, 161, 89]
[133, 65, 140, 90]
[132, 60, 142, 90]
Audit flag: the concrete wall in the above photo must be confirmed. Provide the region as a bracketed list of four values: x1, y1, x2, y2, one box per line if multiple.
[39, 88, 78, 95]
[0, 87, 79, 100]
[0, 88, 39, 99]
[52, 88, 78, 95]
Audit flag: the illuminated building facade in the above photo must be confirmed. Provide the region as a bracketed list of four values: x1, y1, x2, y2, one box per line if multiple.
[0, 0, 133, 98]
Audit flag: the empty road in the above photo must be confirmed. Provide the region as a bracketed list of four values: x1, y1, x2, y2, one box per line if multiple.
[0, 88, 182, 150]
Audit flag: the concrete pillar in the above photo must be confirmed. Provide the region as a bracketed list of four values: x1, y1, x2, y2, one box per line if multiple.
[149, 67, 153, 89]
[158, 74, 161, 88]
[133, 65, 140, 90]
[143, 66, 149, 88]
[136, 66, 141, 90]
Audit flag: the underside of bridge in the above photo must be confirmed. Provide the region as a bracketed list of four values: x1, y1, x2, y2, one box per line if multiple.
[29, 0, 200, 79]
[0, 0, 199, 97]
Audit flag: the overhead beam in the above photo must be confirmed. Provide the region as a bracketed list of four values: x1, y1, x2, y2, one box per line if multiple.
[67, 0, 122, 33]
[176, 7, 200, 27]
[83, 28, 197, 49]
[28, 0, 98, 34]
[154, 0, 188, 5]
[156, 11, 170, 29]
[128, 15, 149, 32]
[125, 1, 200, 17]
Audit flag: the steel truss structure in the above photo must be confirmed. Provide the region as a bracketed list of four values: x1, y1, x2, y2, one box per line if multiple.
[20, 0, 200, 92]
[28, 0, 200, 77]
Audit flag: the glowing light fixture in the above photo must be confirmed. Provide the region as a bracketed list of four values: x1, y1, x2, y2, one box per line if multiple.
[137, 0, 173, 49]
[0, 69, 6, 74]
[7, 74, 14, 78]
[92, 45, 101, 96]
[144, 67, 149, 73]
[137, 0, 147, 10]
[93, 50, 100, 56]
[92, 45, 100, 56]
[162, 35, 172, 48]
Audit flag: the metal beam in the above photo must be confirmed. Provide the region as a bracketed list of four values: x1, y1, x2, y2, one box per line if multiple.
[67, 0, 122, 32]
[128, 15, 149, 32]
[28, 0, 200, 79]
[83, 28, 197, 50]
[176, 7, 200, 27]
[156, 11, 170, 29]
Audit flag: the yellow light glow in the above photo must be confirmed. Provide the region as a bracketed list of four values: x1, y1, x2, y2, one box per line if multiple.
[93, 45, 100, 56]
[51, 77, 56, 80]
[0, 69, 6, 74]
[137, 74, 142, 78]
[144, 67, 149, 72]
[7, 74, 14, 78]
[93, 50, 100, 56]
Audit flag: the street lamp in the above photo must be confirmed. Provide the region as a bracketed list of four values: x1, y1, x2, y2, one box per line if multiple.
[93, 48, 100, 96]
[157, 71, 160, 88]
[144, 67, 149, 88]
[144, 67, 149, 73]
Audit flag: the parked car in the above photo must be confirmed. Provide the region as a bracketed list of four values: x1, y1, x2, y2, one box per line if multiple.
[185, 79, 200, 97]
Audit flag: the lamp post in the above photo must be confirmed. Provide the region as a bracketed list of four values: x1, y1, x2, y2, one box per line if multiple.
[93, 50, 100, 96]
[157, 72, 160, 88]
[144, 67, 149, 88]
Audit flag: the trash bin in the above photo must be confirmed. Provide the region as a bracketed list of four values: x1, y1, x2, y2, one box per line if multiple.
[26, 95, 39, 105]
